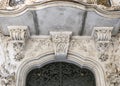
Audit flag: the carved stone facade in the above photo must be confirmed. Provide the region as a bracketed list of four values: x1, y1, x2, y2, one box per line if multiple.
[0, 25, 120, 86]
[0, 0, 120, 11]
[0, 26, 30, 86]
[92, 27, 113, 61]
[0, 0, 119, 85]
[8, 26, 29, 61]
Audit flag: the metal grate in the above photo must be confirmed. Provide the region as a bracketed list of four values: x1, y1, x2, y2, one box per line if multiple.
[26, 62, 96, 86]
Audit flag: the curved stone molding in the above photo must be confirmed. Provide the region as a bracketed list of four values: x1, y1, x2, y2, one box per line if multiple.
[92, 27, 113, 61]
[0, 1, 119, 18]
[50, 31, 72, 60]
[16, 52, 106, 86]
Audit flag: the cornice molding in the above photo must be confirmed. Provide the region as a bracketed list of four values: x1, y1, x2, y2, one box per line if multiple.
[0, 1, 119, 18]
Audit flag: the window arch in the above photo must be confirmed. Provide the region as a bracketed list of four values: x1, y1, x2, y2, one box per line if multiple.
[16, 52, 106, 86]
[26, 62, 96, 86]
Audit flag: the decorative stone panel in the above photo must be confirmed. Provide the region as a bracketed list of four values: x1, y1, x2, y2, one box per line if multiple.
[0, 0, 120, 14]
[50, 31, 72, 60]
[8, 26, 30, 61]
[92, 27, 113, 61]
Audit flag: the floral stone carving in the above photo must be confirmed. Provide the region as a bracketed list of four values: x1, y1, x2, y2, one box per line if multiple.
[92, 27, 113, 61]
[105, 55, 120, 86]
[105, 34, 120, 86]
[8, 26, 30, 61]
[50, 31, 72, 59]
[0, 26, 120, 86]
[0, 62, 16, 86]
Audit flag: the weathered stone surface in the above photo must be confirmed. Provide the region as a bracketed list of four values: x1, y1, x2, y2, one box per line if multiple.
[0, 27, 120, 86]
[0, 1, 119, 86]
[0, 6, 119, 36]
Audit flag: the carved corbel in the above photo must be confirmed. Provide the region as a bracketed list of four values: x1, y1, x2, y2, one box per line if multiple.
[50, 31, 72, 60]
[92, 27, 113, 61]
[8, 26, 30, 61]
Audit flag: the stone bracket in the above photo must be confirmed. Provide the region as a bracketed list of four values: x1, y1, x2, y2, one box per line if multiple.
[92, 27, 113, 61]
[8, 26, 30, 61]
[8, 26, 30, 42]
[50, 31, 72, 60]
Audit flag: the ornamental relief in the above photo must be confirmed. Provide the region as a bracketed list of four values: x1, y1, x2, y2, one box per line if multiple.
[0, 0, 120, 11]
[104, 34, 120, 86]
[24, 38, 53, 59]
[69, 37, 97, 58]
[50, 31, 72, 59]
[0, 62, 16, 86]
[105, 57, 120, 86]
[0, 26, 120, 86]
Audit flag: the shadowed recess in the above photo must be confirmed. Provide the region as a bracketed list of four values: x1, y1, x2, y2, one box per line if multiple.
[26, 62, 96, 86]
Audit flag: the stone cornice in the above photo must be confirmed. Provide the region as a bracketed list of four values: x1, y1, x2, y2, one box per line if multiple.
[0, 1, 119, 18]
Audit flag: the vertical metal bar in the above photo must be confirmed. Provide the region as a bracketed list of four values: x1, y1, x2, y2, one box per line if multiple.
[60, 62, 62, 86]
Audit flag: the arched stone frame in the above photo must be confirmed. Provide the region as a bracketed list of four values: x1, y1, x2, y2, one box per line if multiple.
[16, 51, 106, 86]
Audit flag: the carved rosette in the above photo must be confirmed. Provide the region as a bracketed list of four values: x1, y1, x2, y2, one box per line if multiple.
[8, 26, 30, 61]
[92, 27, 113, 61]
[50, 31, 72, 59]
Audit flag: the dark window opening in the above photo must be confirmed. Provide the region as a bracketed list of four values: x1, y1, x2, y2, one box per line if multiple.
[26, 62, 96, 86]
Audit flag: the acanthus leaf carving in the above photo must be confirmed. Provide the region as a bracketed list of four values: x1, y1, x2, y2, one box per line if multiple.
[50, 31, 72, 60]
[92, 27, 113, 61]
[12, 42, 25, 61]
